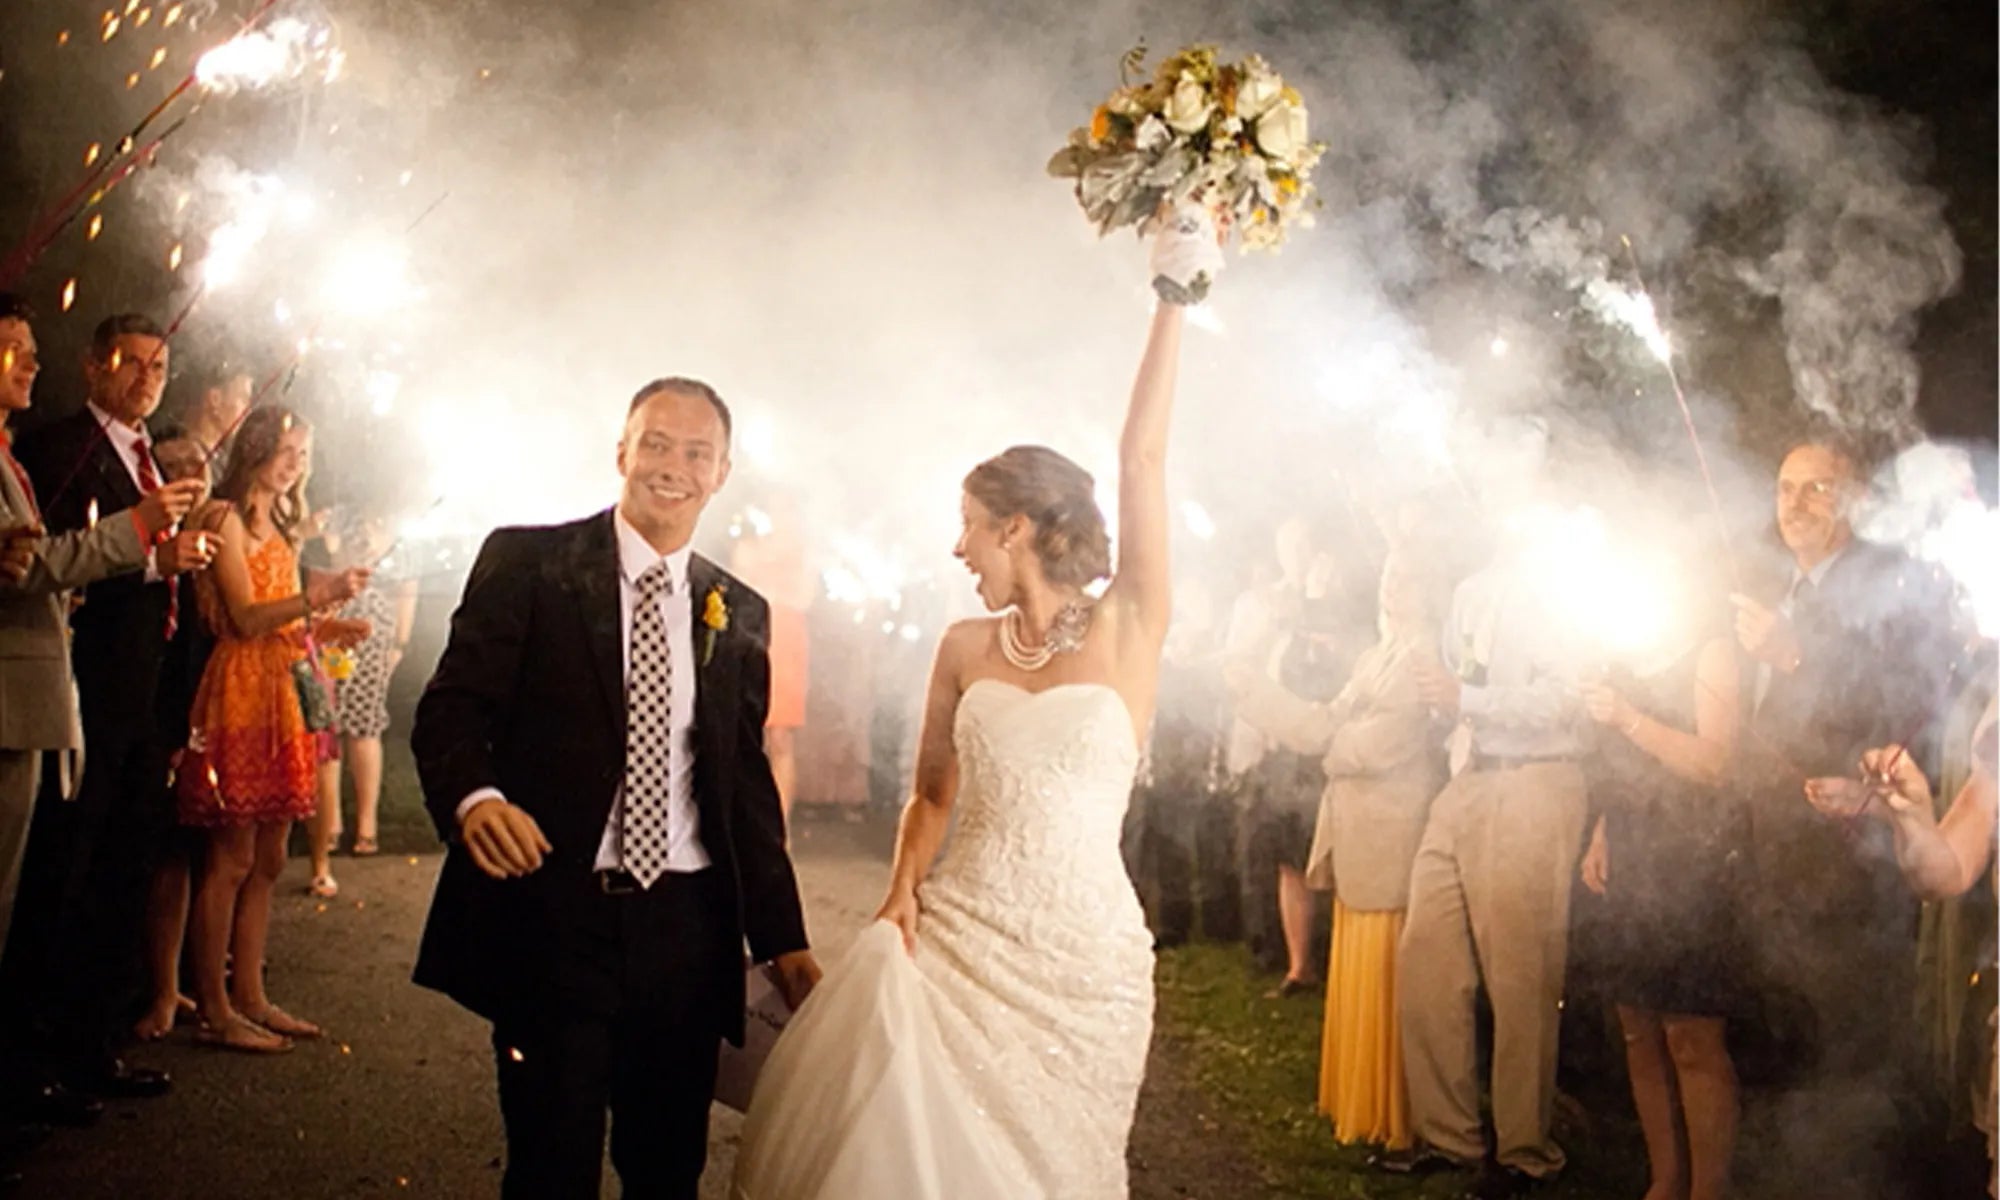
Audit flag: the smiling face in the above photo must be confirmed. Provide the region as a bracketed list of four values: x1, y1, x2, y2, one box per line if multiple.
[256, 424, 312, 496]
[954, 491, 1036, 613]
[1775, 444, 1856, 569]
[0, 317, 38, 415]
[616, 386, 731, 551]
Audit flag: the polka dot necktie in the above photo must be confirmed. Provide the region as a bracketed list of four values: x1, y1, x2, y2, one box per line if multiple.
[619, 560, 676, 888]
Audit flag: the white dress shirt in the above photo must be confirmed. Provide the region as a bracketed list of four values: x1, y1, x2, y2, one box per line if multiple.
[87, 402, 162, 581]
[454, 511, 710, 874]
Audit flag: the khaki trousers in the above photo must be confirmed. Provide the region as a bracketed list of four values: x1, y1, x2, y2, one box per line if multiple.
[1397, 761, 1587, 1177]
[0, 748, 44, 954]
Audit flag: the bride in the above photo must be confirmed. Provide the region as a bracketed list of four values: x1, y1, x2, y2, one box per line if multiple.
[731, 219, 1216, 1200]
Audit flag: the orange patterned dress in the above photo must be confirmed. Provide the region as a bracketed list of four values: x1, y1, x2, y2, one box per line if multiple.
[177, 533, 317, 827]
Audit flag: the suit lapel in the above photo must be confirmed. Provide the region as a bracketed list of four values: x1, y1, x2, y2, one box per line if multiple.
[573, 509, 628, 742]
[686, 554, 729, 820]
[86, 418, 143, 511]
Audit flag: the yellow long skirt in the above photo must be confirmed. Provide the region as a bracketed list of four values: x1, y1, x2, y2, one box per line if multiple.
[1321, 899, 1412, 1149]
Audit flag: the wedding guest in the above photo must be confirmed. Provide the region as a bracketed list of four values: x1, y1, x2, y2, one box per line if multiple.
[1577, 578, 1745, 1200]
[1226, 544, 1447, 1151]
[173, 364, 252, 476]
[307, 507, 418, 896]
[1807, 693, 1999, 1194]
[1130, 574, 1226, 947]
[1225, 516, 1322, 990]
[1731, 439, 1955, 1199]
[176, 407, 366, 1052]
[7, 313, 210, 1121]
[1391, 529, 1591, 1199]
[133, 425, 216, 1039]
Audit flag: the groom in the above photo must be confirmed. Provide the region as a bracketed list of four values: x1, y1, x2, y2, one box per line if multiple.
[412, 377, 820, 1199]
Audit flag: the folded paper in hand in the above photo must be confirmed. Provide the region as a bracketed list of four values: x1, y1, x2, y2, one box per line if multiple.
[715, 961, 795, 1113]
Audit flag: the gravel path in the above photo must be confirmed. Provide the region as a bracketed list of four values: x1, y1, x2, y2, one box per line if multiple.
[17, 813, 1266, 1199]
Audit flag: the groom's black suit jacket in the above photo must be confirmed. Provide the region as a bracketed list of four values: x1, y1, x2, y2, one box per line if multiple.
[411, 509, 808, 1042]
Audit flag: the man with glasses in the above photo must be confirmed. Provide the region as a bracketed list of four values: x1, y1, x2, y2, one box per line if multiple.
[1731, 440, 1955, 1199]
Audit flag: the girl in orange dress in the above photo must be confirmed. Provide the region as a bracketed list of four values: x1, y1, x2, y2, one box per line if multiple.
[176, 408, 367, 1052]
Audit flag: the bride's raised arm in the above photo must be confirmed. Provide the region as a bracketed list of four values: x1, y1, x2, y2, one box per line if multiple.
[1105, 300, 1185, 652]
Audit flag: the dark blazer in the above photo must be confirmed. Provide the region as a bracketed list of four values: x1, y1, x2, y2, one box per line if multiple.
[410, 509, 809, 1041]
[1746, 538, 1956, 925]
[14, 408, 172, 731]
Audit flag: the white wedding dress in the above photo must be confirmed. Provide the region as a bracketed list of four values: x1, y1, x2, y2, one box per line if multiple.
[732, 679, 1156, 1200]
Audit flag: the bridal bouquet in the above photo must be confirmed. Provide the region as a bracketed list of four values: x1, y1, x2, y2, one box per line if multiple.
[1047, 44, 1325, 301]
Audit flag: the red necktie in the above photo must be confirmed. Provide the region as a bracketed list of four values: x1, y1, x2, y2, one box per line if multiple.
[133, 437, 178, 640]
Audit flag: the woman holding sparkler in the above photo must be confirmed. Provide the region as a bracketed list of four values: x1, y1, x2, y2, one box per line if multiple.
[175, 407, 367, 1053]
[1577, 583, 1746, 1200]
[306, 507, 419, 897]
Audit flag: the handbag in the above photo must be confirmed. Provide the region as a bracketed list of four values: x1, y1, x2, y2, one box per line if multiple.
[292, 635, 335, 732]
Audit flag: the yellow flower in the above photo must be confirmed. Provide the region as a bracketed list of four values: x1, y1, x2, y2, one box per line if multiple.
[703, 586, 729, 632]
[1090, 103, 1111, 144]
[1275, 174, 1300, 198]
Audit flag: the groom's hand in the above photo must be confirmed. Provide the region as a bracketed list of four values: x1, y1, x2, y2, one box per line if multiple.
[459, 798, 552, 879]
[769, 951, 822, 1010]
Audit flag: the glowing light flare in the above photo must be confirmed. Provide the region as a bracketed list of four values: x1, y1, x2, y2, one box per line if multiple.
[103, 15, 123, 42]
[58, 30, 72, 46]
[84, 143, 102, 168]
[1920, 502, 2000, 637]
[86, 498, 100, 528]
[1180, 500, 1216, 541]
[1584, 279, 1672, 364]
[195, 18, 334, 93]
[1489, 336, 1509, 357]
[137, 7, 154, 27]
[149, 46, 168, 69]
[167, 242, 183, 270]
[364, 369, 401, 416]
[738, 413, 780, 470]
[87, 214, 104, 242]
[741, 505, 774, 538]
[163, 4, 183, 29]
[60, 279, 78, 313]
[1506, 504, 1675, 661]
[319, 235, 420, 316]
[126, 72, 142, 90]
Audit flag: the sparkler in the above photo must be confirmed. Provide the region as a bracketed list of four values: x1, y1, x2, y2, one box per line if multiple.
[1610, 237, 1739, 590]
[0, 0, 290, 288]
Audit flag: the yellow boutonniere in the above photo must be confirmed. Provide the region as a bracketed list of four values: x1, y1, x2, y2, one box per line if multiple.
[701, 583, 729, 665]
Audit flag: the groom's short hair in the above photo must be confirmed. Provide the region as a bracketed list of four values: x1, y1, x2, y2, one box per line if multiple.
[629, 376, 732, 442]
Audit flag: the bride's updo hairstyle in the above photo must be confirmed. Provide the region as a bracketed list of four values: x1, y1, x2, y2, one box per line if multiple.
[964, 446, 1112, 588]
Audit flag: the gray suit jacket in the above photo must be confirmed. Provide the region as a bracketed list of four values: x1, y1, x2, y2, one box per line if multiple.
[0, 449, 147, 751]
[1232, 634, 1442, 910]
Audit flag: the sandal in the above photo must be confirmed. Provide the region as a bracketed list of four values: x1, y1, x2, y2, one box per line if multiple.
[308, 872, 339, 898]
[350, 837, 379, 857]
[240, 1004, 322, 1040]
[194, 1014, 293, 1054]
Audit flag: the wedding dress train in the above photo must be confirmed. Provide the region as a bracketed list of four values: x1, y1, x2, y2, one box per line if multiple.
[733, 679, 1156, 1200]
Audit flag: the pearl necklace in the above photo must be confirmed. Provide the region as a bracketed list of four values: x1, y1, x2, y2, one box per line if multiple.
[999, 599, 1093, 672]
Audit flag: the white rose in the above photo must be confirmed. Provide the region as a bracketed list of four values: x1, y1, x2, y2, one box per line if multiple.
[1255, 101, 1309, 162]
[1235, 72, 1283, 121]
[1135, 114, 1171, 152]
[1161, 77, 1213, 135]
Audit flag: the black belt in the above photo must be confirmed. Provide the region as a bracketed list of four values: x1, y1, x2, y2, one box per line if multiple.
[1469, 753, 1574, 773]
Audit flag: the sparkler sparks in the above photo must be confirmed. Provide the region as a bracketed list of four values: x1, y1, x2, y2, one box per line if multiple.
[87, 214, 104, 241]
[195, 17, 337, 94]
[168, 242, 183, 270]
[84, 143, 102, 168]
[60, 278, 78, 312]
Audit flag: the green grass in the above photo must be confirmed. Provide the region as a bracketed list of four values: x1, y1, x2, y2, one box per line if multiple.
[1154, 941, 1646, 1199]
